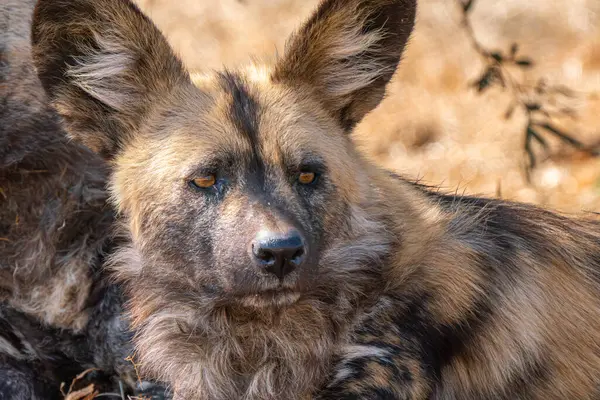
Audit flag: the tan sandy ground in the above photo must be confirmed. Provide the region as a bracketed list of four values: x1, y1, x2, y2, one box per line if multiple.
[134, 0, 600, 213]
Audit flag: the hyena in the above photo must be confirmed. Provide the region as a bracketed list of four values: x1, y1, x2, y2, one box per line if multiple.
[1, 0, 168, 397]
[30, 0, 600, 398]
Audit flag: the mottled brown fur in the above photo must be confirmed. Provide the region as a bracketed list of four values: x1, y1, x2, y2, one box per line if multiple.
[31, 0, 600, 399]
[1, 0, 111, 332]
[1, 1, 169, 397]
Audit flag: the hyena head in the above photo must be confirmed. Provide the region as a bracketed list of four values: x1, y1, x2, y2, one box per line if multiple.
[32, 0, 416, 397]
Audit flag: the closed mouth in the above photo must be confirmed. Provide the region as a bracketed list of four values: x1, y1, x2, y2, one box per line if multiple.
[236, 289, 301, 309]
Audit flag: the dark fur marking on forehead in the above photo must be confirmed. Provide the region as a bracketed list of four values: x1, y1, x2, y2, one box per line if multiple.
[218, 71, 260, 146]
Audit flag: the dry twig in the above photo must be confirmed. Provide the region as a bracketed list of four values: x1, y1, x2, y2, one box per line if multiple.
[457, 0, 599, 181]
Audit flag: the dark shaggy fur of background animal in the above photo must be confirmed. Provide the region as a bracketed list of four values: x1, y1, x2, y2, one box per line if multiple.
[1, 0, 170, 397]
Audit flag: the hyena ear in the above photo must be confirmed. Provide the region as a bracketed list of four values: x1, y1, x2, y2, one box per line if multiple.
[273, 0, 416, 131]
[31, 0, 189, 159]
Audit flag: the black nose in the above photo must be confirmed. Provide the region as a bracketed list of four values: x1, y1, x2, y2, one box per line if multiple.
[251, 229, 306, 279]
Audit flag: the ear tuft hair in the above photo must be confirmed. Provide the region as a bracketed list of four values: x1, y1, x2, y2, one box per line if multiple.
[31, 0, 189, 158]
[273, 0, 417, 131]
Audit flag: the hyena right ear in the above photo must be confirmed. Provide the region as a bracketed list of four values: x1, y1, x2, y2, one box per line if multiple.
[273, 0, 416, 132]
[31, 0, 189, 159]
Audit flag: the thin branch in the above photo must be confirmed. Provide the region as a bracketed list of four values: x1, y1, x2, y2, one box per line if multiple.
[456, 0, 598, 181]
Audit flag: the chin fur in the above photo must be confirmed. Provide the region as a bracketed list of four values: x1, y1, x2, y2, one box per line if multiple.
[110, 206, 392, 399]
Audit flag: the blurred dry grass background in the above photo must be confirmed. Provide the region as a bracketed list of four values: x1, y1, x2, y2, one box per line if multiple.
[135, 0, 600, 213]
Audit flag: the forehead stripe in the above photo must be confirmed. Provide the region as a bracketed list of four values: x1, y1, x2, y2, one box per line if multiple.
[218, 70, 261, 146]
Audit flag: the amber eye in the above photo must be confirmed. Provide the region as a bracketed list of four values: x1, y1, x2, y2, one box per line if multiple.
[191, 174, 216, 189]
[298, 171, 317, 185]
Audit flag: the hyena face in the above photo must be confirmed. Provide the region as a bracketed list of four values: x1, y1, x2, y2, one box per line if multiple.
[32, 0, 415, 396]
[31, 0, 415, 310]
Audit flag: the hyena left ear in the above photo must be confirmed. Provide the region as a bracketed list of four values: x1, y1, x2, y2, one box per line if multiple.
[273, 0, 416, 131]
[31, 0, 190, 159]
